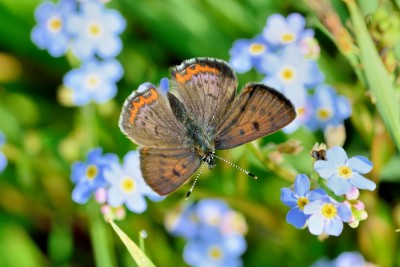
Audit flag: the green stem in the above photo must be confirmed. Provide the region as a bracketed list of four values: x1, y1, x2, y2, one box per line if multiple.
[345, 0, 400, 152]
[80, 103, 116, 267]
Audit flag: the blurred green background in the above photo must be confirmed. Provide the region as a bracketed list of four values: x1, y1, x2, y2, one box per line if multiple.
[0, 0, 400, 266]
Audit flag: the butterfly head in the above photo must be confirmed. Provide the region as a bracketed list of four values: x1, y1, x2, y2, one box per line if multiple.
[202, 151, 216, 170]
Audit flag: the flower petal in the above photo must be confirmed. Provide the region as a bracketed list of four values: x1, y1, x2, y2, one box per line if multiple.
[314, 160, 336, 179]
[326, 146, 348, 164]
[337, 203, 352, 222]
[125, 194, 147, 213]
[327, 176, 352, 195]
[349, 173, 376, 191]
[107, 186, 125, 207]
[294, 174, 310, 196]
[325, 218, 343, 236]
[307, 214, 325, 235]
[348, 156, 373, 174]
[280, 188, 297, 207]
[286, 207, 307, 228]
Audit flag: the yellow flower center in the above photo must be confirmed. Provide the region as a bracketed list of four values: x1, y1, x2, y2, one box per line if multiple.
[47, 16, 63, 33]
[279, 66, 296, 83]
[280, 32, 296, 43]
[297, 197, 309, 210]
[85, 74, 101, 89]
[120, 176, 136, 194]
[337, 165, 353, 179]
[86, 165, 98, 180]
[248, 43, 266, 55]
[88, 22, 102, 37]
[208, 246, 223, 260]
[316, 108, 332, 120]
[208, 215, 220, 226]
[297, 107, 305, 117]
[321, 203, 337, 219]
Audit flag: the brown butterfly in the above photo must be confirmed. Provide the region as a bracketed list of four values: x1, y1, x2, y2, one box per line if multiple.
[119, 58, 296, 195]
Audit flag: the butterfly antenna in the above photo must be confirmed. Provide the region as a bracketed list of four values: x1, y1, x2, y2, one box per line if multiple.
[213, 154, 258, 179]
[185, 162, 206, 199]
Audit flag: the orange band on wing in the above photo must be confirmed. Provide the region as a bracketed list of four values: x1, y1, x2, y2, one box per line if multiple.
[129, 88, 158, 124]
[175, 64, 219, 83]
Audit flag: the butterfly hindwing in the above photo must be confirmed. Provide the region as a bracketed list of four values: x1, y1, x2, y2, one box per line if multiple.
[170, 57, 238, 130]
[140, 147, 202, 195]
[119, 83, 190, 148]
[215, 83, 296, 150]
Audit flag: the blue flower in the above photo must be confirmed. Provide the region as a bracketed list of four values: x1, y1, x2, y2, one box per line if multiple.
[165, 203, 199, 239]
[104, 151, 164, 213]
[0, 132, 7, 173]
[63, 59, 123, 106]
[306, 85, 352, 131]
[281, 174, 327, 228]
[303, 196, 351, 236]
[311, 251, 369, 267]
[314, 146, 376, 195]
[262, 13, 314, 47]
[229, 35, 270, 73]
[260, 45, 324, 94]
[183, 233, 246, 267]
[196, 199, 231, 239]
[66, 1, 126, 60]
[71, 148, 118, 204]
[31, 0, 76, 57]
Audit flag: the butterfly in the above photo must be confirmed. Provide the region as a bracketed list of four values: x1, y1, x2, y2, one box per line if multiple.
[119, 57, 296, 195]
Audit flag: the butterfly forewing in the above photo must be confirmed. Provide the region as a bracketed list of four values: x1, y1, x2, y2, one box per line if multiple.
[140, 147, 202, 195]
[170, 58, 238, 129]
[215, 83, 296, 150]
[119, 84, 190, 148]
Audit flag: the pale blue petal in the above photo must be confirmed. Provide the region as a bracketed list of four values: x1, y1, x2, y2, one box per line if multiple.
[87, 148, 102, 162]
[325, 218, 343, 236]
[294, 174, 310, 196]
[258, 53, 281, 75]
[348, 156, 373, 174]
[326, 146, 348, 164]
[72, 183, 93, 204]
[82, 1, 103, 16]
[229, 53, 252, 73]
[336, 95, 352, 120]
[314, 160, 336, 179]
[262, 76, 283, 92]
[308, 214, 325, 235]
[281, 188, 297, 207]
[0, 153, 7, 173]
[71, 162, 86, 183]
[308, 188, 327, 201]
[100, 60, 123, 81]
[103, 10, 126, 33]
[97, 36, 122, 59]
[223, 234, 247, 255]
[107, 186, 125, 207]
[337, 203, 352, 222]
[93, 83, 117, 103]
[328, 176, 352, 195]
[125, 194, 147, 213]
[287, 207, 307, 228]
[303, 200, 322, 215]
[287, 13, 305, 34]
[349, 173, 376, 191]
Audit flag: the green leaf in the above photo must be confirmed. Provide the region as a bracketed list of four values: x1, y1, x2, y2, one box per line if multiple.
[109, 220, 156, 267]
[345, 0, 400, 152]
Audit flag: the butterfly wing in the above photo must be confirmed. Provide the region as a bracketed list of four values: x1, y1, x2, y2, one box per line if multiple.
[140, 147, 202, 195]
[170, 57, 238, 130]
[119, 83, 190, 148]
[215, 83, 296, 150]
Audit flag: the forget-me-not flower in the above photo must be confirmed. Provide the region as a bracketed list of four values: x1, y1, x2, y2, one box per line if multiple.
[63, 59, 123, 106]
[66, 1, 126, 60]
[71, 148, 118, 204]
[263, 13, 315, 47]
[311, 251, 370, 267]
[31, 0, 76, 57]
[306, 85, 352, 131]
[165, 203, 199, 239]
[260, 45, 324, 95]
[314, 146, 376, 195]
[0, 132, 7, 173]
[281, 174, 327, 228]
[304, 196, 352, 236]
[183, 232, 246, 267]
[104, 151, 164, 213]
[229, 35, 270, 73]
